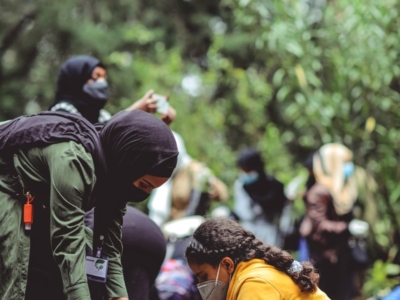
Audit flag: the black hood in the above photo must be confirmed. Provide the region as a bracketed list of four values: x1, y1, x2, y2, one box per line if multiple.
[50, 55, 106, 123]
[100, 110, 179, 186]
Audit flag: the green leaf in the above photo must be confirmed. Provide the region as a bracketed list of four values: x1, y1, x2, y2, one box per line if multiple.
[95, 259, 105, 264]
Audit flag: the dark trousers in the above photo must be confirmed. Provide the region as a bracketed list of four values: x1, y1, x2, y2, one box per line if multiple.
[315, 250, 355, 300]
[25, 205, 65, 299]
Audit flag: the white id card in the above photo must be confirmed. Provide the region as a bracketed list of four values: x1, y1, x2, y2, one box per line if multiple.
[86, 255, 109, 283]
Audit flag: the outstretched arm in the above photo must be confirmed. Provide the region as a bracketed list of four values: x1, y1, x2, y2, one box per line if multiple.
[125, 90, 157, 112]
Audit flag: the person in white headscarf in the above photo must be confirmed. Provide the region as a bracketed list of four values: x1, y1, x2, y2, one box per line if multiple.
[300, 143, 358, 300]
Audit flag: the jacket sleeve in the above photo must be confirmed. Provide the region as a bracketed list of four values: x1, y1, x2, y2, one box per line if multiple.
[236, 278, 281, 300]
[44, 142, 96, 299]
[93, 202, 128, 298]
[304, 185, 347, 235]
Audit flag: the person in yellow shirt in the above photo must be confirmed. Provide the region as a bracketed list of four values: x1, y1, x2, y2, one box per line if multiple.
[185, 219, 330, 300]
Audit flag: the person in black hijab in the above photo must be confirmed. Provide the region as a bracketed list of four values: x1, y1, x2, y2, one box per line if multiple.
[90, 110, 178, 300]
[49, 55, 168, 124]
[233, 148, 286, 246]
[0, 110, 178, 300]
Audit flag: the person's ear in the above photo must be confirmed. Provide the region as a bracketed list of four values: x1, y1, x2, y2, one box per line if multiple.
[221, 257, 235, 274]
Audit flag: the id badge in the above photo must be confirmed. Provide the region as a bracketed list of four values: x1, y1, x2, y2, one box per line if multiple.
[86, 255, 109, 283]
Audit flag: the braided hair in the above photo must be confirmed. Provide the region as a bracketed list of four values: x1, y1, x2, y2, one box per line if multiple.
[185, 219, 319, 293]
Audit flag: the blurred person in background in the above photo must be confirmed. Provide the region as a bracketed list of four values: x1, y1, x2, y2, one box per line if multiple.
[148, 131, 228, 227]
[233, 148, 287, 246]
[49, 55, 175, 124]
[300, 143, 360, 300]
[286, 147, 377, 299]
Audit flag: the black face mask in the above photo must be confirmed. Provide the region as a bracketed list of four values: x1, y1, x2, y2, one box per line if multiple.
[119, 183, 150, 203]
[83, 78, 109, 103]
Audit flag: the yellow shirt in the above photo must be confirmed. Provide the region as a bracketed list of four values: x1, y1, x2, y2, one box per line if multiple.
[227, 259, 330, 300]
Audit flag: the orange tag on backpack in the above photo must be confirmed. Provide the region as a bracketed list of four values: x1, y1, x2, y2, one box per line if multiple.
[24, 192, 34, 230]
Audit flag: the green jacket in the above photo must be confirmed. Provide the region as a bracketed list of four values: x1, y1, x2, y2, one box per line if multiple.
[0, 141, 127, 299]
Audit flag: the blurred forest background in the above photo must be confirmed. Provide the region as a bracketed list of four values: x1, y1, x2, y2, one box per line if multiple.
[1, 0, 400, 296]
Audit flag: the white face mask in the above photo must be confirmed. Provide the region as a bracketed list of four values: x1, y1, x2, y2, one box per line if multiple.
[196, 263, 230, 300]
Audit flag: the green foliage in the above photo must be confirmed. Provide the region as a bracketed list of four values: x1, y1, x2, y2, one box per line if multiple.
[364, 259, 400, 297]
[1, 0, 400, 295]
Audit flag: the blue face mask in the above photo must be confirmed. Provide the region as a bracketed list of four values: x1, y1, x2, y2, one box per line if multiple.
[343, 162, 355, 180]
[239, 171, 259, 185]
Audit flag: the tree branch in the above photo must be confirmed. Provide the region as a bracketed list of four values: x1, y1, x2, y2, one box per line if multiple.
[0, 10, 36, 53]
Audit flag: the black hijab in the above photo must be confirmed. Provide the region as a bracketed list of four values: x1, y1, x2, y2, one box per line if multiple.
[92, 110, 178, 253]
[99, 110, 178, 201]
[237, 148, 286, 217]
[49, 55, 105, 124]
[237, 148, 265, 175]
